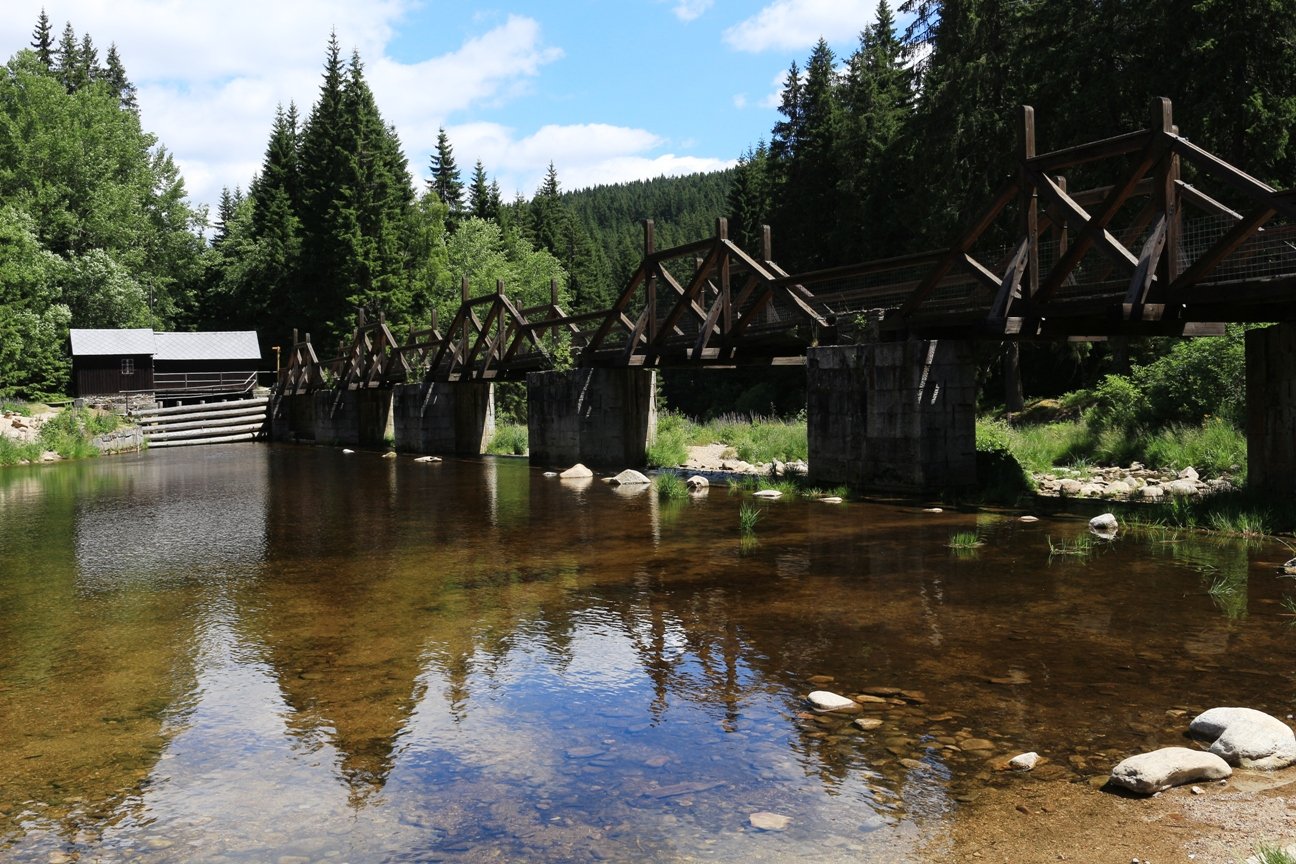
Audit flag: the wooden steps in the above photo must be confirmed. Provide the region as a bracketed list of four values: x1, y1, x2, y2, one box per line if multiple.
[136, 396, 268, 448]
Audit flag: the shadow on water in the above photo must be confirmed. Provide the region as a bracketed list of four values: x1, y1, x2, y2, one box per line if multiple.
[2, 445, 1296, 862]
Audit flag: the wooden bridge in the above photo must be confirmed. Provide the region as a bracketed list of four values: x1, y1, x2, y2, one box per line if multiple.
[278, 99, 1296, 394]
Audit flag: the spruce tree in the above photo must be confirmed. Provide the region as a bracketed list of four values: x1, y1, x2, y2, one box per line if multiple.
[103, 44, 137, 113]
[78, 33, 99, 83]
[428, 128, 463, 226]
[30, 10, 54, 68]
[468, 160, 493, 220]
[54, 22, 83, 92]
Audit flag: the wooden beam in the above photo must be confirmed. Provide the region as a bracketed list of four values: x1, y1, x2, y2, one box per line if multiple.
[989, 237, 1030, 319]
[1125, 213, 1167, 305]
[1028, 129, 1151, 173]
[1166, 203, 1278, 294]
[898, 179, 1019, 317]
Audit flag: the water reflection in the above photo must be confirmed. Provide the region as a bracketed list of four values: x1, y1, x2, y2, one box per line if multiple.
[3, 449, 1296, 862]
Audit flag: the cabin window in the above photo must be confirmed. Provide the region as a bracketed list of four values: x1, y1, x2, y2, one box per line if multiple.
[121, 358, 134, 375]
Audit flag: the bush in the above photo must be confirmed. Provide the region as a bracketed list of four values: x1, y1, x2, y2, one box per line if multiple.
[1084, 374, 1145, 431]
[975, 419, 1034, 502]
[486, 424, 528, 455]
[647, 411, 693, 467]
[1132, 327, 1246, 428]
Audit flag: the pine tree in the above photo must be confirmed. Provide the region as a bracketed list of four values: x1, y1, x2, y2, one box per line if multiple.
[727, 143, 771, 252]
[296, 32, 358, 342]
[215, 187, 238, 245]
[54, 22, 83, 92]
[30, 10, 54, 68]
[468, 160, 494, 221]
[78, 33, 99, 83]
[103, 44, 137, 113]
[428, 128, 463, 226]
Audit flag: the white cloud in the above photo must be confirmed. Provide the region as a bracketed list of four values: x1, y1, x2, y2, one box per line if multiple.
[671, 0, 714, 22]
[723, 0, 875, 52]
[448, 122, 733, 196]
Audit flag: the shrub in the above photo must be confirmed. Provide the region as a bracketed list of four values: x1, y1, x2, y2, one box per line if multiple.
[647, 411, 693, 467]
[975, 419, 1034, 502]
[486, 424, 528, 455]
[1084, 374, 1145, 431]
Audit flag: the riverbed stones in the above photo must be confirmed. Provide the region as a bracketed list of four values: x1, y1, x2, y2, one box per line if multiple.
[1139, 484, 1165, 501]
[853, 718, 884, 731]
[559, 463, 593, 479]
[748, 811, 791, 831]
[610, 469, 650, 485]
[1008, 752, 1040, 771]
[1108, 747, 1231, 794]
[1188, 707, 1296, 769]
[808, 691, 861, 713]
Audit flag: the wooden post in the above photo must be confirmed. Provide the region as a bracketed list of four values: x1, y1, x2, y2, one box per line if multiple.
[717, 217, 732, 339]
[1018, 105, 1039, 304]
[762, 225, 772, 262]
[645, 220, 657, 344]
[1152, 97, 1181, 291]
[461, 275, 470, 371]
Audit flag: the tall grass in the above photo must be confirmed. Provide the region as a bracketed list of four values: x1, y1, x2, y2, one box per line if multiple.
[652, 472, 689, 501]
[486, 424, 528, 455]
[1253, 844, 1296, 864]
[985, 415, 1245, 479]
[0, 436, 42, 466]
[1, 407, 119, 466]
[647, 411, 692, 467]
[738, 503, 762, 535]
[947, 530, 982, 549]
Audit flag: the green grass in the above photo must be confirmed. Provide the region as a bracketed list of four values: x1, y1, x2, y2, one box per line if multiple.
[0, 436, 42, 466]
[984, 415, 1245, 481]
[0, 400, 33, 416]
[652, 472, 689, 501]
[947, 530, 983, 550]
[646, 411, 691, 467]
[1047, 534, 1095, 559]
[646, 411, 808, 469]
[486, 424, 528, 455]
[738, 503, 762, 535]
[1253, 844, 1296, 864]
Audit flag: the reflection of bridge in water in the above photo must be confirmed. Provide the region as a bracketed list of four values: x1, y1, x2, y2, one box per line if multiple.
[275, 99, 1296, 493]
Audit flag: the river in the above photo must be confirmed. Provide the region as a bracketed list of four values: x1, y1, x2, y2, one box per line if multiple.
[1, 444, 1293, 862]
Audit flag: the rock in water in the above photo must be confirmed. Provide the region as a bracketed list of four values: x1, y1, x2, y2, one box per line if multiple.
[748, 812, 791, 831]
[1108, 747, 1231, 794]
[381, 451, 397, 459]
[610, 469, 650, 485]
[1089, 513, 1118, 532]
[341, 448, 355, 454]
[685, 475, 709, 490]
[752, 489, 782, 499]
[807, 691, 861, 713]
[1189, 707, 1296, 769]
[414, 455, 442, 463]
[1008, 752, 1040, 771]
[559, 463, 593, 479]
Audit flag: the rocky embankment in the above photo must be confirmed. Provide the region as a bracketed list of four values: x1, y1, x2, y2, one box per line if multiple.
[0, 407, 59, 463]
[1033, 463, 1240, 501]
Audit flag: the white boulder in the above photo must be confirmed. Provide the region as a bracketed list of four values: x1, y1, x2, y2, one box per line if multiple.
[752, 489, 782, 499]
[685, 475, 709, 490]
[1109, 747, 1231, 794]
[1008, 752, 1040, 771]
[1089, 513, 1118, 532]
[559, 463, 594, 479]
[610, 469, 651, 485]
[1189, 707, 1296, 770]
[807, 691, 861, 713]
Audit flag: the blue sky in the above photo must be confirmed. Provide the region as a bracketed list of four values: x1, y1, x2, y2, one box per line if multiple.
[4, 1, 906, 213]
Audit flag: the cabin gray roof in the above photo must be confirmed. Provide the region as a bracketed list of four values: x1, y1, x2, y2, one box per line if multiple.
[70, 329, 261, 361]
[154, 331, 261, 361]
[69, 328, 156, 356]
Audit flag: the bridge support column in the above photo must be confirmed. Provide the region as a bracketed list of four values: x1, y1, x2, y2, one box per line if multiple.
[305, 389, 393, 447]
[526, 369, 657, 469]
[1247, 324, 1296, 495]
[807, 341, 976, 492]
[391, 382, 495, 455]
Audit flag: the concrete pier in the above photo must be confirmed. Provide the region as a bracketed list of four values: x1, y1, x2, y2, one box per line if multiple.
[391, 382, 494, 455]
[526, 368, 657, 469]
[1247, 323, 1296, 495]
[806, 341, 976, 492]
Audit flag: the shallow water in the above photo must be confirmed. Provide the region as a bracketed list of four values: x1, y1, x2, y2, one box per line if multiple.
[1, 445, 1294, 863]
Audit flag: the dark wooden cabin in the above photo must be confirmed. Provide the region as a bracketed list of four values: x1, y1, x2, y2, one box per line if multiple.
[70, 329, 262, 396]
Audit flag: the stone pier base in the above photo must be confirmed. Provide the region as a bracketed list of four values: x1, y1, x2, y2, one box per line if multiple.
[392, 382, 494, 455]
[806, 341, 976, 492]
[1247, 323, 1296, 495]
[269, 389, 392, 448]
[526, 369, 656, 469]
